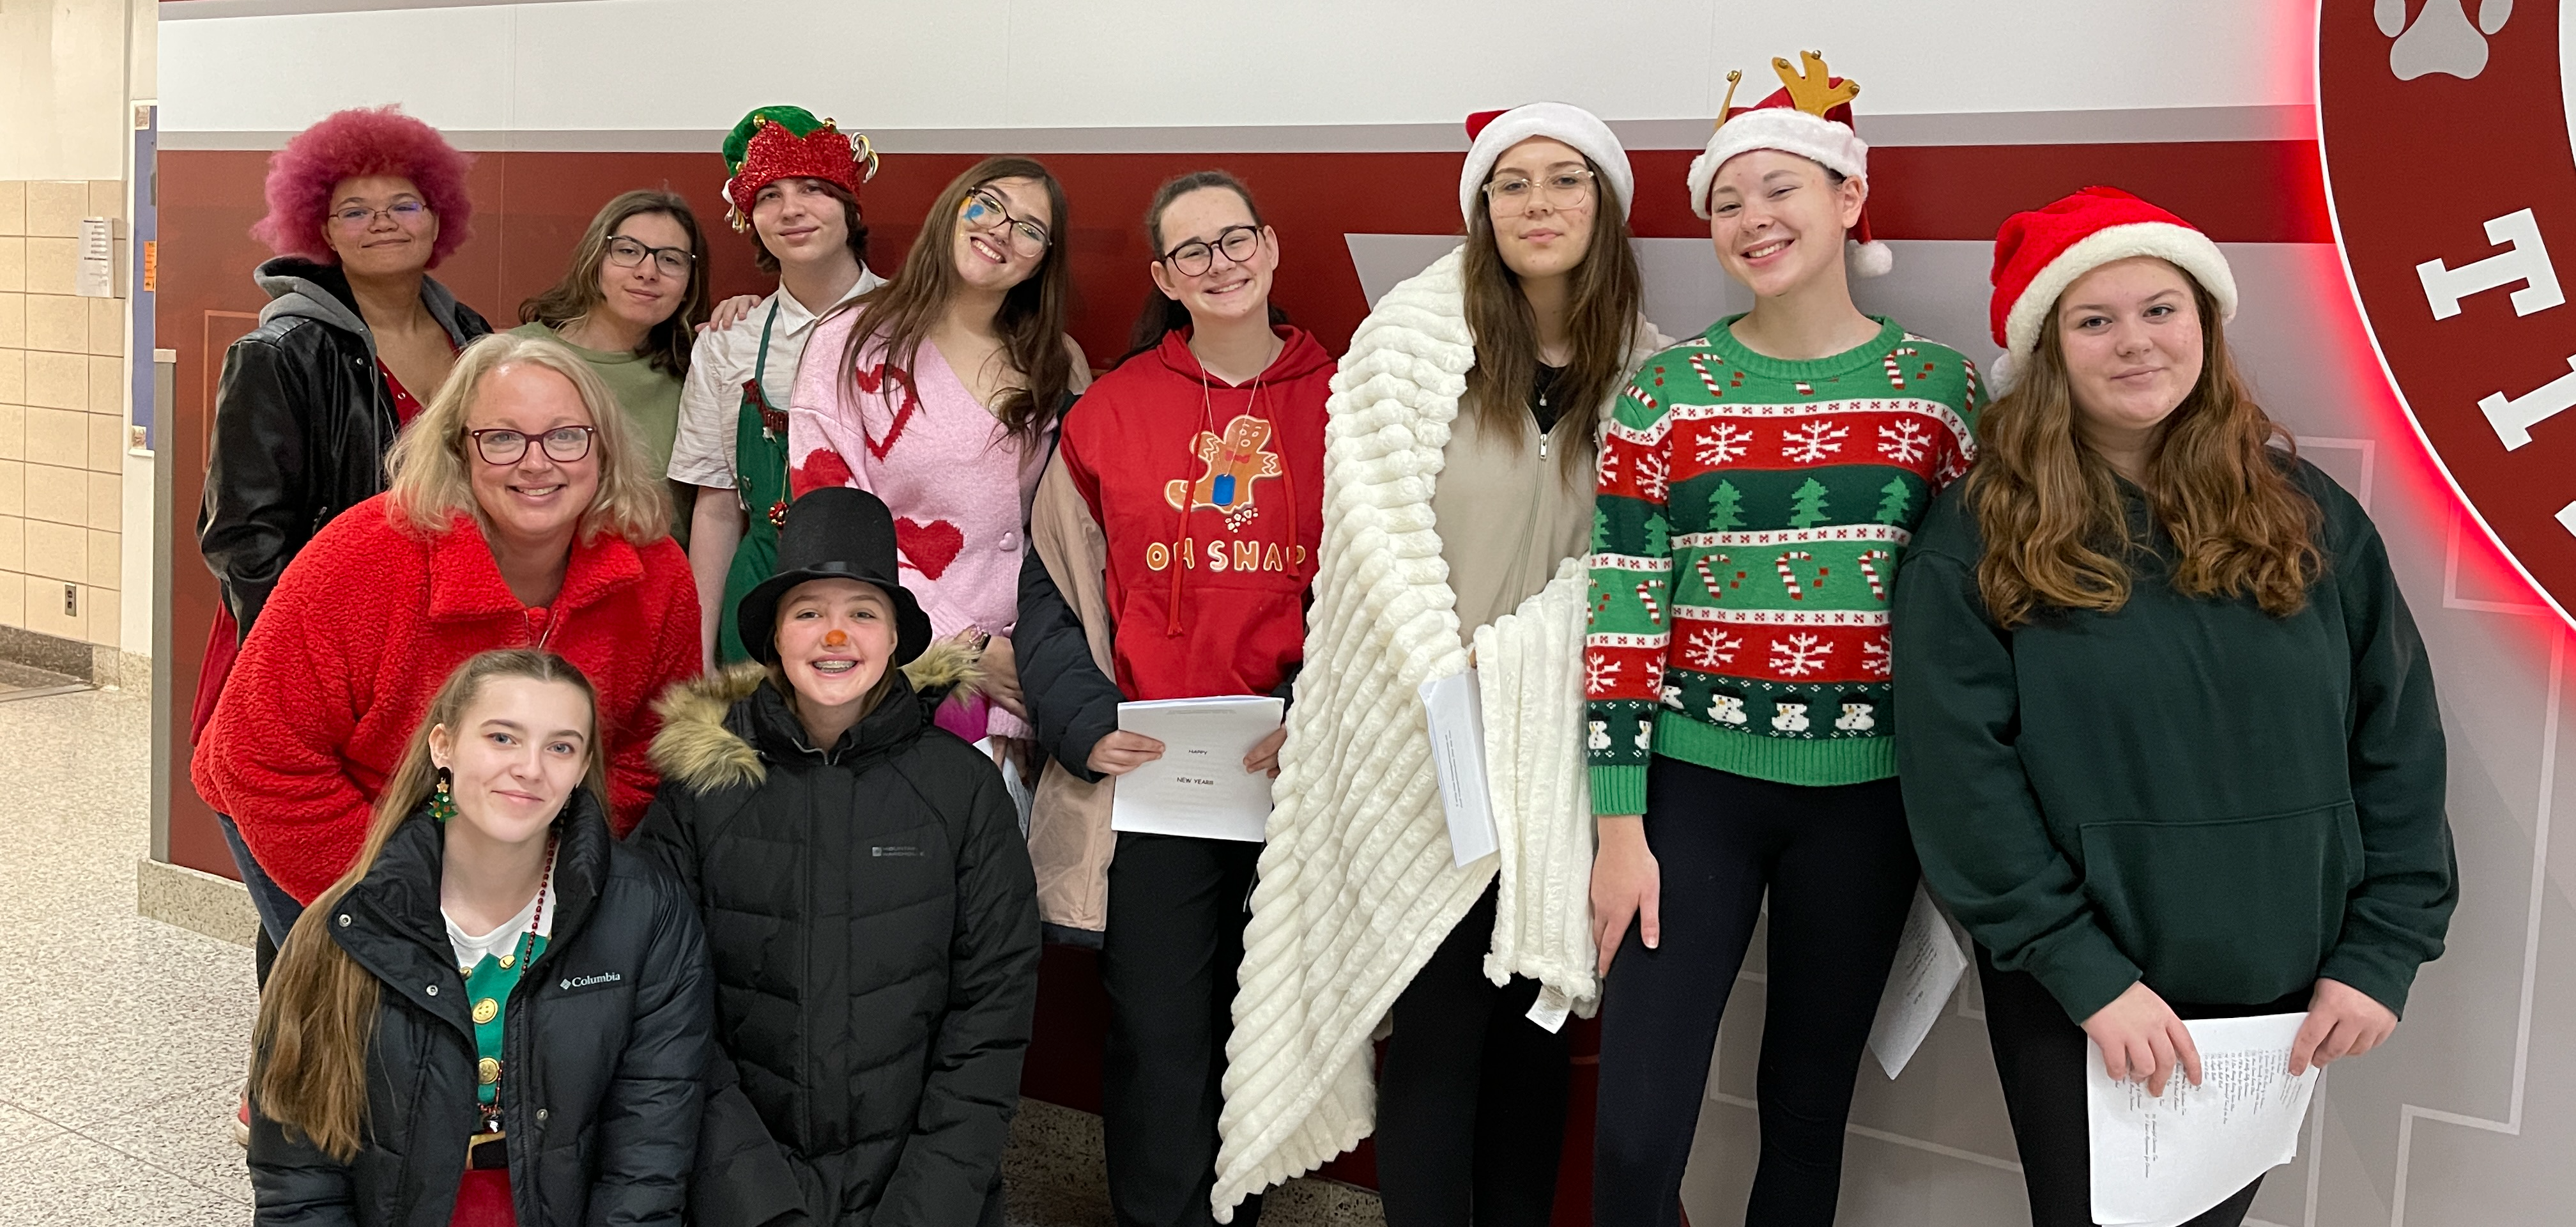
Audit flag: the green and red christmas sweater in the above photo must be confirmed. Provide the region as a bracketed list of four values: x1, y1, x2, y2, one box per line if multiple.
[1586, 315, 1979, 812]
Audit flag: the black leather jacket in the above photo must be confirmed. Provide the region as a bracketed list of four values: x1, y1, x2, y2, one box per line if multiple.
[198, 258, 489, 634]
[248, 791, 714, 1226]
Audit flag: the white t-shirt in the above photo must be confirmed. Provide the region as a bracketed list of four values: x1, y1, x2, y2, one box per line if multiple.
[667, 267, 885, 489]
[445, 873, 560, 973]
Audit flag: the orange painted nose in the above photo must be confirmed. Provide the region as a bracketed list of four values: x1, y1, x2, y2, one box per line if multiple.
[823, 629, 850, 649]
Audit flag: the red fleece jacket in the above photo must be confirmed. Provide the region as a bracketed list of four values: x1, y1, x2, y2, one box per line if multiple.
[192, 495, 700, 902]
[1061, 327, 1331, 700]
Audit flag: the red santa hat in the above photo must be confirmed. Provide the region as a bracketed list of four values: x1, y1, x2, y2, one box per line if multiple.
[1685, 51, 1891, 278]
[1458, 102, 1635, 222]
[1986, 186, 2237, 390]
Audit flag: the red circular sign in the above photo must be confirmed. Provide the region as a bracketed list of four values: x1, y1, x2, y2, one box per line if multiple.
[2322, 0, 2576, 624]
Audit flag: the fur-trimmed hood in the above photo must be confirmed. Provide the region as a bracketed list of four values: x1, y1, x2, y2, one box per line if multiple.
[649, 640, 984, 792]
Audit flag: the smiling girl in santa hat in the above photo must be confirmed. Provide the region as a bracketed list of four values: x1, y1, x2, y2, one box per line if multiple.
[1894, 185, 2455, 1227]
[1214, 100, 1667, 1227]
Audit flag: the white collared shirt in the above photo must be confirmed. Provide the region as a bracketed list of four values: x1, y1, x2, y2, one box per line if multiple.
[667, 265, 885, 489]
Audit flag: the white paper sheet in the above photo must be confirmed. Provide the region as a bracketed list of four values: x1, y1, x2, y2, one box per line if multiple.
[1418, 670, 1498, 868]
[2087, 1012, 2320, 1227]
[1865, 884, 1968, 1079]
[1108, 697, 1285, 842]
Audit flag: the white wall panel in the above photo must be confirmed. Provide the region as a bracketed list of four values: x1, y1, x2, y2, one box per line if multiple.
[163, 0, 2313, 141]
[164, 6, 521, 133]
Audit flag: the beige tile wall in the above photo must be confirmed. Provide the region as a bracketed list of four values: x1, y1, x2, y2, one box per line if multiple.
[0, 178, 126, 647]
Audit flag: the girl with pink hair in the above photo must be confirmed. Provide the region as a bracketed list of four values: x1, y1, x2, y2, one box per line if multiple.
[198, 104, 494, 1073]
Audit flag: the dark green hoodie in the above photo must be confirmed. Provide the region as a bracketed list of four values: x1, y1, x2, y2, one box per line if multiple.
[1892, 455, 2455, 1023]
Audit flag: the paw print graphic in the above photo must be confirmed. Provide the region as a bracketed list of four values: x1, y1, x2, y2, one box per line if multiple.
[2378, 0, 2512, 81]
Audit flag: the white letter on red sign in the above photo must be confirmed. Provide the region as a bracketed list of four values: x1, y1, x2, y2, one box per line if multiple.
[2482, 355, 2576, 450]
[2418, 209, 2564, 320]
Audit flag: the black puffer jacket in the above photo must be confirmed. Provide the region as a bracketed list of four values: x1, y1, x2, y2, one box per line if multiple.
[200, 257, 491, 634]
[249, 791, 712, 1226]
[632, 649, 1041, 1227]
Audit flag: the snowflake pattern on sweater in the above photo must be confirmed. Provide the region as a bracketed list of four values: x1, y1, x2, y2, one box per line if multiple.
[1586, 316, 1978, 809]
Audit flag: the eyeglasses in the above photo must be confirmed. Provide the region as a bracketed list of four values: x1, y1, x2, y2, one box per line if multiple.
[331, 200, 431, 231]
[468, 426, 596, 465]
[959, 187, 1051, 254]
[1160, 225, 1262, 277]
[604, 235, 695, 278]
[1483, 169, 1597, 213]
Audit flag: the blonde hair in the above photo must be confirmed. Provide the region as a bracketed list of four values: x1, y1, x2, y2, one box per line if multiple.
[252, 649, 607, 1161]
[383, 332, 671, 544]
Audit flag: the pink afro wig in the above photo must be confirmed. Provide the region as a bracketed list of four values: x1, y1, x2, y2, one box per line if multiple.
[251, 105, 475, 268]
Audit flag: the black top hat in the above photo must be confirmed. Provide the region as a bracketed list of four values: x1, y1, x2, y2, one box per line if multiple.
[735, 487, 934, 667]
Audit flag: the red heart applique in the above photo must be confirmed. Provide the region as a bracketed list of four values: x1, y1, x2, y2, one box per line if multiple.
[789, 448, 854, 498]
[852, 364, 921, 462]
[894, 517, 965, 580]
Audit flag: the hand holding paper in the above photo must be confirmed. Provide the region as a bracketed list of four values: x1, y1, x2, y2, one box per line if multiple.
[1108, 697, 1285, 842]
[2087, 1012, 2319, 1227]
[2083, 982, 2204, 1098]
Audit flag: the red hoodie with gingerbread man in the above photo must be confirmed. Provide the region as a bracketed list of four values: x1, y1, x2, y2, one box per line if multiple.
[1050, 325, 1330, 707]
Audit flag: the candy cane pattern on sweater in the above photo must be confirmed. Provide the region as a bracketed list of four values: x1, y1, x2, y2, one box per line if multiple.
[1857, 548, 1892, 601]
[1882, 346, 1920, 390]
[1636, 579, 1664, 624]
[1689, 352, 1724, 396]
[1775, 551, 1814, 600]
[1693, 553, 1731, 600]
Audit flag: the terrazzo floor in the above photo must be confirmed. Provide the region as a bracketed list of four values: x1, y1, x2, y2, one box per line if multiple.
[0, 686, 259, 1224]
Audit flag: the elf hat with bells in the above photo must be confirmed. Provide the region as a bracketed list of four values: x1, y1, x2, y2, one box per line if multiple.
[720, 105, 881, 233]
[1684, 50, 1892, 278]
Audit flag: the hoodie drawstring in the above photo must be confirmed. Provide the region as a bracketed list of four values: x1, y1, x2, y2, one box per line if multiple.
[1165, 355, 1300, 637]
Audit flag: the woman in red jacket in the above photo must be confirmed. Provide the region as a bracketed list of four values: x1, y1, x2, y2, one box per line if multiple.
[195, 330, 700, 909]
[1015, 170, 1329, 1227]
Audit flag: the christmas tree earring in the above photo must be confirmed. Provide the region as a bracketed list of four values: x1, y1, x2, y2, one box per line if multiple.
[429, 768, 457, 824]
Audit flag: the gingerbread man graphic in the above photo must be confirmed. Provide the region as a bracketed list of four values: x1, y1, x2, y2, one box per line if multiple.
[1166, 415, 1284, 518]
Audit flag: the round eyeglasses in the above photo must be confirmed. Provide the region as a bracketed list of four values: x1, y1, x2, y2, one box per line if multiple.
[1160, 226, 1262, 277]
[604, 236, 694, 278]
[332, 200, 431, 231]
[959, 187, 1051, 255]
[468, 426, 595, 466]
[1483, 169, 1597, 213]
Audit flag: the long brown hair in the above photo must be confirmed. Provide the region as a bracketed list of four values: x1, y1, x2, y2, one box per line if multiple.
[1125, 170, 1291, 362]
[250, 650, 607, 1161]
[837, 157, 1076, 445]
[518, 190, 713, 378]
[1460, 157, 1644, 479]
[1965, 276, 2323, 627]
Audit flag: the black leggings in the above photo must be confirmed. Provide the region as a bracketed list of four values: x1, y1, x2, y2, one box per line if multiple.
[1375, 883, 1572, 1227]
[1594, 756, 1920, 1227]
[1977, 949, 2304, 1227]
[1100, 832, 1264, 1227]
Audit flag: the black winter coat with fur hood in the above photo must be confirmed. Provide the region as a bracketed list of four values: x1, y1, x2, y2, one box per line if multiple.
[630, 645, 1041, 1227]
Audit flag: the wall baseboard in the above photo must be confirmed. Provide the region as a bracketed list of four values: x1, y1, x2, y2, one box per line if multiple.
[137, 856, 257, 949]
[0, 624, 150, 697]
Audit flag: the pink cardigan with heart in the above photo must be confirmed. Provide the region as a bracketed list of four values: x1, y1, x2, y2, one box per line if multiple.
[786, 314, 1048, 740]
